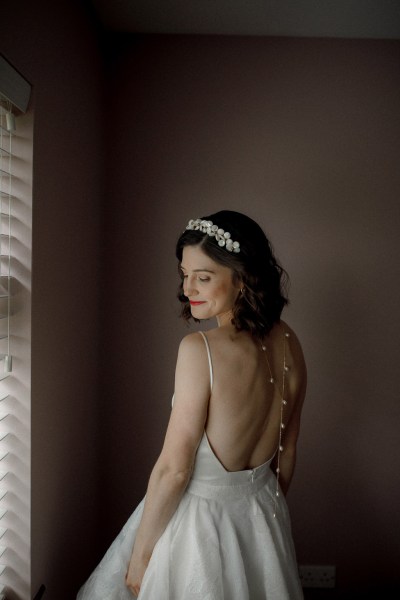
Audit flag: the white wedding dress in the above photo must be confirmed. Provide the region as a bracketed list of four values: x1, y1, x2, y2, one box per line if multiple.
[77, 333, 303, 599]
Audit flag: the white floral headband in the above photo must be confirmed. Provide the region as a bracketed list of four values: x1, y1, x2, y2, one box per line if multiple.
[185, 218, 241, 253]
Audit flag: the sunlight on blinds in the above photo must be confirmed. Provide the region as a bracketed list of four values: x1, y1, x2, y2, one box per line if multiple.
[0, 89, 31, 599]
[0, 96, 13, 599]
[0, 97, 13, 379]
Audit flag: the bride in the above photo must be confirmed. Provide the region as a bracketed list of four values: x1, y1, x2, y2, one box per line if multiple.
[78, 210, 306, 599]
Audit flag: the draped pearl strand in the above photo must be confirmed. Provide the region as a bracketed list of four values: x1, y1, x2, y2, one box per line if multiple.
[261, 329, 290, 518]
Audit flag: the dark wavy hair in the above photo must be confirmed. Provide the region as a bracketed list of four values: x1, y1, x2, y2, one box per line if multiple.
[176, 210, 289, 338]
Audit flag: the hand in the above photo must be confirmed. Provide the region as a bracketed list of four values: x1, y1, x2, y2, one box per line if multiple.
[125, 553, 150, 598]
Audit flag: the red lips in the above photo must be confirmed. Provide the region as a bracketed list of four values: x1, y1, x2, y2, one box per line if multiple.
[189, 301, 206, 306]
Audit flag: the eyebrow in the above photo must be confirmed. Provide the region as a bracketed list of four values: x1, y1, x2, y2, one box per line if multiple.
[180, 266, 216, 274]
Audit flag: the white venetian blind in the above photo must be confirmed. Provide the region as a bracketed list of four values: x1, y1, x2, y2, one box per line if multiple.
[0, 93, 14, 598]
[0, 97, 13, 379]
[0, 55, 31, 600]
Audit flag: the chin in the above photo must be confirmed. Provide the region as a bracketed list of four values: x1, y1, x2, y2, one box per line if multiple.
[190, 307, 213, 320]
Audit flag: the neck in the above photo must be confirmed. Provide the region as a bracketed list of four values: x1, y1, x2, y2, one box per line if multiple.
[216, 309, 234, 327]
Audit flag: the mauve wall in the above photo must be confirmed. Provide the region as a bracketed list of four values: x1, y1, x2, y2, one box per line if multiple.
[101, 36, 400, 593]
[1, 0, 103, 598]
[1, 7, 400, 597]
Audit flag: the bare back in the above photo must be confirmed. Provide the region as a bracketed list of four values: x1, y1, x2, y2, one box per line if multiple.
[203, 321, 306, 472]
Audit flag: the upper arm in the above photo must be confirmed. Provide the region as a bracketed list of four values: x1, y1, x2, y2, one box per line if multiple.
[157, 333, 210, 474]
[284, 335, 307, 452]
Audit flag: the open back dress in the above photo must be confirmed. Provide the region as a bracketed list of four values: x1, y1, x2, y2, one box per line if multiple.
[77, 332, 303, 599]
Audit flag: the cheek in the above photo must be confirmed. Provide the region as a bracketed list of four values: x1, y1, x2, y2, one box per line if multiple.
[217, 282, 237, 303]
[214, 283, 228, 295]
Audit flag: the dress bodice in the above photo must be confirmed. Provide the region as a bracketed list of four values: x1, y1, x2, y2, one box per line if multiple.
[186, 431, 274, 501]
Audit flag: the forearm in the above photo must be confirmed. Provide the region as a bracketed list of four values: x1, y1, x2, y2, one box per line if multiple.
[131, 462, 191, 562]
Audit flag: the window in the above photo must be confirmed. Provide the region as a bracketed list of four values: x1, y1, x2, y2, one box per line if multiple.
[0, 55, 32, 600]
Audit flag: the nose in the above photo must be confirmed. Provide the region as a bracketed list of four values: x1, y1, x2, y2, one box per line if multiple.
[184, 276, 198, 297]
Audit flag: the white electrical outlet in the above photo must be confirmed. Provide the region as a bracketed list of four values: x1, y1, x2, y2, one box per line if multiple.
[298, 565, 336, 588]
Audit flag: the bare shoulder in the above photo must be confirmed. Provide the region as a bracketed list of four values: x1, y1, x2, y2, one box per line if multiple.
[178, 331, 207, 355]
[177, 332, 209, 374]
[282, 319, 304, 345]
[175, 332, 211, 397]
[280, 320, 307, 383]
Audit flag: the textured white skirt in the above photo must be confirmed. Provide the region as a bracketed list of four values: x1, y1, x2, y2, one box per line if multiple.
[77, 433, 303, 599]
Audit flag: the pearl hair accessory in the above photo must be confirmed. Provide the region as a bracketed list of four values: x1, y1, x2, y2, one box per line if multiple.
[186, 218, 241, 253]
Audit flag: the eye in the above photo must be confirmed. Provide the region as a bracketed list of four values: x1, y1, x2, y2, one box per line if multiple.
[199, 277, 210, 282]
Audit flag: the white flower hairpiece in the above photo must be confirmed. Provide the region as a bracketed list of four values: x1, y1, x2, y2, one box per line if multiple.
[186, 218, 240, 253]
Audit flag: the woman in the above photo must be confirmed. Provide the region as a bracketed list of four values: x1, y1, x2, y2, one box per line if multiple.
[78, 210, 306, 599]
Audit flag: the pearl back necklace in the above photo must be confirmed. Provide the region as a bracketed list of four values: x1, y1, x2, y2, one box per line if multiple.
[261, 328, 290, 518]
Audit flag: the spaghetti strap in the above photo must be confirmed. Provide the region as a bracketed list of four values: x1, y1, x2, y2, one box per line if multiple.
[198, 331, 213, 391]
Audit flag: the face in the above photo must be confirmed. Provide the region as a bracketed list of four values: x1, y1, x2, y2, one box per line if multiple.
[180, 245, 241, 321]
